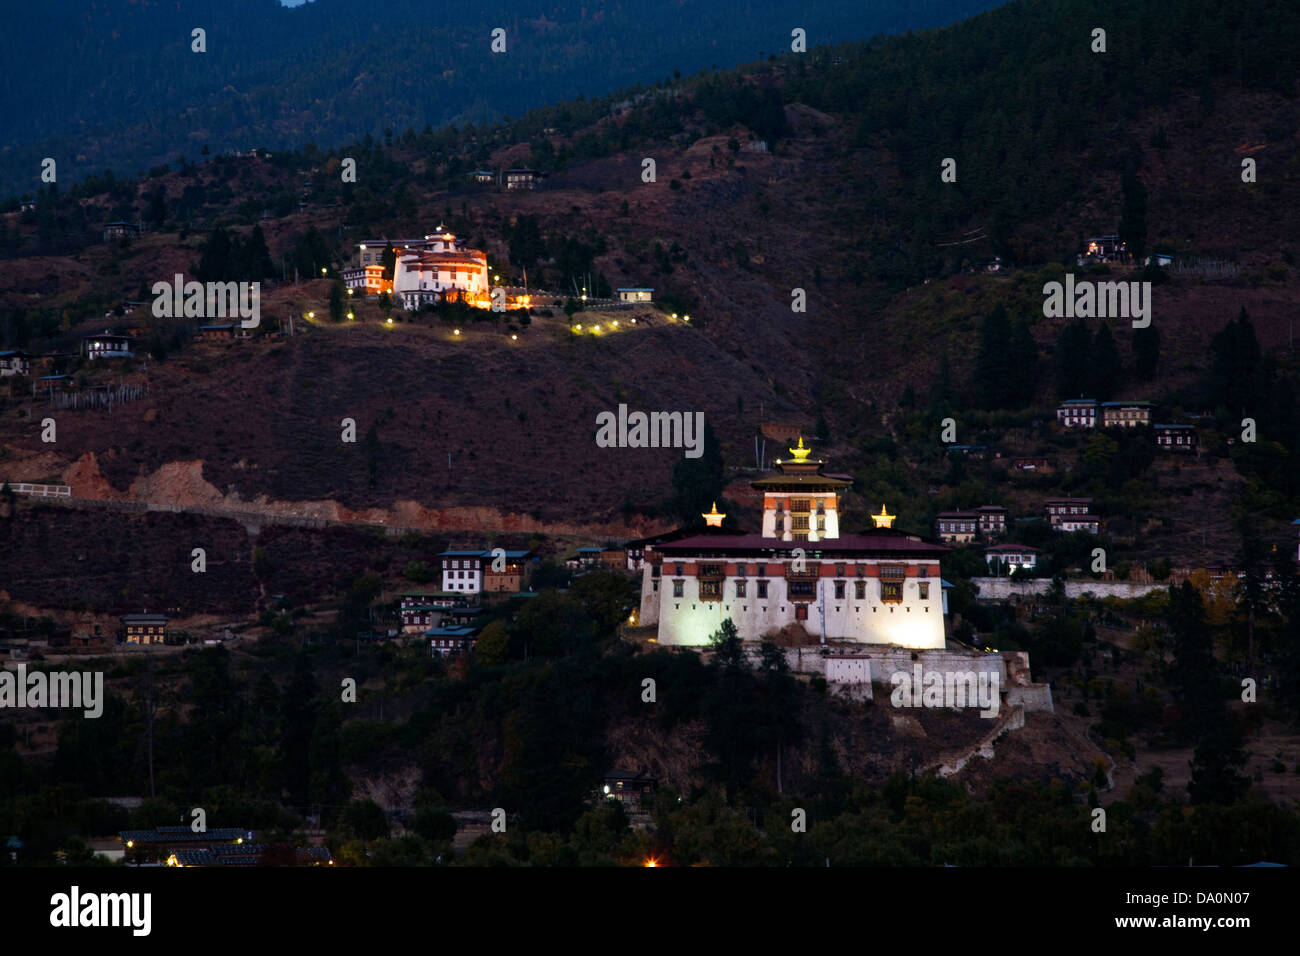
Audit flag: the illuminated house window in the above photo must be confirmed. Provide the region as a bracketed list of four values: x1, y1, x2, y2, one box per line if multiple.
[792, 516, 809, 531]
[735, 580, 747, 597]
[791, 498, 810, 512]
[792, 532, 808, 541]
[918, 582, 930, 600]
[700, 581, 722, 600]
[855, 580, 866, 599]
[672, 580, 683, 598]
[880, 581, 903, 603]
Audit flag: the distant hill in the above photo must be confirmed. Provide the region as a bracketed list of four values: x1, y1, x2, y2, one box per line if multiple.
[0, 0, 1297, 568]
[0, 0, 1005, 198]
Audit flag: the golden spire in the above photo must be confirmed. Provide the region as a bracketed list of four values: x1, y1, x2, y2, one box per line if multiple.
[701, 502, 726, 527]
[871, 505, 895, 529]
[788, 436, 812, 461]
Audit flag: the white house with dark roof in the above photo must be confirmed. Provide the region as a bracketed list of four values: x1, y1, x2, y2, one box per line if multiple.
[984, 543, 1040, 574]
[1056, 398, 1098, 428]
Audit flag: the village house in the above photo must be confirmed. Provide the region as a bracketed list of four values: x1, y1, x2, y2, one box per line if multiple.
[1154, 424, 1198, 450]
[427, 625, 478, 658]
[121, 613, 169, 645]
[439, 549, 535, 595]
[399, 591, 458, 634]
[975, 505, 1008, 538]
[935, 511, 979, 544]
[1101, 401, 1153, 428]
[103, 221, 141, 242]
[470, 169, 495, 184]
[945, 444, 988, 459]
[195, 324, 238, 342]
[568, 547, 605, 571]
[342, 264, 391, 298]
[0, 350, 31, 377]
[599, 547, 629, 572]
[1144, 253, 1174, 268]
[19, 199, 35, 213]
[617, 288, 654, 303]
[35, 373, 75, 394]
[984, 543, 1040, 574]
[504, 168, 542, 190]
[83, 331, 133, 360]
[1056, 398, 1098, 428]
[1010, 456, 1051, 472]
[641, 442, 950, 648]
[1076, 235, 1127, 266]
[600, 769, 657, 812]
[1045, 498, 1097, 531]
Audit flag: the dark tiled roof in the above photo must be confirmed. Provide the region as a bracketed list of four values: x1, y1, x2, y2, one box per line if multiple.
[655, 532, 947, 557]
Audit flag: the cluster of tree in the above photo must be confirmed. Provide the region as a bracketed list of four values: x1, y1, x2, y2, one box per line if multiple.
[193, 224, 277, 283]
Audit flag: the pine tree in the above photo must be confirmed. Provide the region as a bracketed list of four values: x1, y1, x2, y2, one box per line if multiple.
[1133, 325, 1160, 381]
[973, 303, 1013, 408]
[1091, 323, 1122, 400]
[1008, 319, 1038, 406]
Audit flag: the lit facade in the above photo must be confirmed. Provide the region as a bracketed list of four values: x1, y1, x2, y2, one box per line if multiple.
[393, 232, 489, 310]
[640, 441, 949, 648]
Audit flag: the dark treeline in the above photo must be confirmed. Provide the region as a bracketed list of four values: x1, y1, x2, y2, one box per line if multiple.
[0, 0, 1003, 197]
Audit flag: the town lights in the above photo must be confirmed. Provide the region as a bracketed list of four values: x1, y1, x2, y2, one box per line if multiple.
[347, 288, 353, 295]
[575, 324, 582, 331]
[454, 329, 460, 335]
[644, 858, 658, 868]
[511, 334, 517, 340]
[308, 311, 315, 318]
[346, 312, 353, 320]
[683, 314, 690, 322]
[321, 268, 326, 275]
[386, 317, 393, 325]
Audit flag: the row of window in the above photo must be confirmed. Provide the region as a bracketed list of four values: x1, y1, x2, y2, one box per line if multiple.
[666, 579, 931, 601]
[665, 562, 930, 578]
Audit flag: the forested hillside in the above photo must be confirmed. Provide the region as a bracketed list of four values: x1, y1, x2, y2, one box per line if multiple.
[0, 0, 1003, 196]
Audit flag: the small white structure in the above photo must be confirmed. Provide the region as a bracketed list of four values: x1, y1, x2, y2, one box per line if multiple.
[984, 544, 1039, 573]
[617, 288, 653, 303]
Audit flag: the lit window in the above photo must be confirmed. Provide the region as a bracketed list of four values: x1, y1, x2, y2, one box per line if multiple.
[672, 581, 683, 598]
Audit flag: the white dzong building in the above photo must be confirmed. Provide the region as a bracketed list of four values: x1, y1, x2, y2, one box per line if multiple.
[391, 227, 489, 310]
[639, 439, 949, 648]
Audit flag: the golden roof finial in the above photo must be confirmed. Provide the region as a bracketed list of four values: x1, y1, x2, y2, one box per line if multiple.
[788, 436, 812, 461]
[701, 502, 726, 527]
[871, 505, 895, 529]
